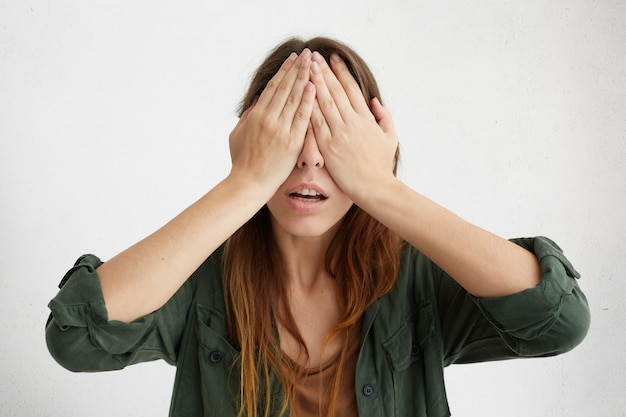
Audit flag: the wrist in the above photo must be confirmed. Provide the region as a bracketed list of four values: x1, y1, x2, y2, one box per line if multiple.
[349, 174, 400, 210]
[224, 170, 280, 204]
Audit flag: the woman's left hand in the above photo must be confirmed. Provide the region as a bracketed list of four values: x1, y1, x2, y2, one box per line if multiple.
[309, 52, 544, 300]
[309, 52, 399, 203]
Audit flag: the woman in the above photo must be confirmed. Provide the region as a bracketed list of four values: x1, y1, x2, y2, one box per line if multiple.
[46, 37, 590, 417]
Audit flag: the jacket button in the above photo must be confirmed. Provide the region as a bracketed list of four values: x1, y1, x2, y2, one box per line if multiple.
[362, 384, 375, 397]
[411, 344, 421, 356]
[209, 351, 223, 363]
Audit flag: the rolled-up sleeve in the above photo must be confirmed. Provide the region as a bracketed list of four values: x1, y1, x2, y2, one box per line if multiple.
[46, 255, 190, 372]
[472, 236, 590, 357]
[440, 236, 590, 365]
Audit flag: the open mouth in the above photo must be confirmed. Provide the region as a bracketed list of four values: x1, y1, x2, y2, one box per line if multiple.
[289, 188, 327, 202]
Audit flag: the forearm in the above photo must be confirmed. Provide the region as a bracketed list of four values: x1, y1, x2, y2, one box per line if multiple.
[307, 52, 539, 297]
[357, 177, 541, 298]
[98, 172, 273, 323]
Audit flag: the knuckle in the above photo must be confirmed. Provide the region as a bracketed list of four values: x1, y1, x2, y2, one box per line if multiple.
[294, 109, 308, 122]
[312, 115, 326, 129]
[287, 93, 300, 106]
[265, 79, 277, 91]
[257, 116, 274, 132]
[320, 98, 335, 111]
[277, 79, 291, 92]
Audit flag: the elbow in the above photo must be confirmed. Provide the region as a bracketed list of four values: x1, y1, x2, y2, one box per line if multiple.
[46, 319, 83, 372]
[46, 317, 105, 372]
[554, 287, 591, 355]
[532, 286, 591, 357]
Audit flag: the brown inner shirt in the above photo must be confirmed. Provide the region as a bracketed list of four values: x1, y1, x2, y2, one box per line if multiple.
[290, 323, 361, 417]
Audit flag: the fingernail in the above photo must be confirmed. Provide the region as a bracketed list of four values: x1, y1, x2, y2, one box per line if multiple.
[330, 53, 341, 63]
[301, 48, 311, 58]
[312, 51, 323, 63]
[287, 52, 297, 62]
[311, 61, 321, 74]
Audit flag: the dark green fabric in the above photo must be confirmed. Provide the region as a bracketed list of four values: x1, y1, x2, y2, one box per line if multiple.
[46, 237, 590, 417]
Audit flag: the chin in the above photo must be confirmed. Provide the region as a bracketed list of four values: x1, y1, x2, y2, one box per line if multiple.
[274, 219, 339, 239]
[268, 211, 346, 242]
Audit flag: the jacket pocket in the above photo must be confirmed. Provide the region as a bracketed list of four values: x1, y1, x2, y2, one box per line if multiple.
[383, 301, 433, 371]
[382, 301, 449, 416]
[195, 303, 240, 415]
[196, 303, 237, 364]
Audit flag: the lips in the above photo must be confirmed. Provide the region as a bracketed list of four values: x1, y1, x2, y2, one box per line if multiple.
[284, 184, 328, 211]
[288, 187, 327, 202]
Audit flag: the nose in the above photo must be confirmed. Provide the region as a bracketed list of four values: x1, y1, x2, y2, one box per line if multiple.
[296, 125, 324, 169]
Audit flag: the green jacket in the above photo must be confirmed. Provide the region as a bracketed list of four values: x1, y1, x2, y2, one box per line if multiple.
[46, 237, 590, 416]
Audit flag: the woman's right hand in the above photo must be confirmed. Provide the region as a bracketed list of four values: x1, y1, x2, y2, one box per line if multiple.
[96, 50, 316, 324]
[228, 49, 315, 196]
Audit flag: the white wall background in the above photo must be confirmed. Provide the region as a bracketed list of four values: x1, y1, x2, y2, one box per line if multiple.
[1, 0, 624, 416]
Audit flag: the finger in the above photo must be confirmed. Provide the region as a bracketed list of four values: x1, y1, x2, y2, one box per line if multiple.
[255, 52, 298, 110]
[328, 53, 370, 114]
[310, 99, 332, 148]
[311, 53, 351, 112]
[310, 55, 345, 128]
[240, 96, 258, 120]
[371, 97, 395, 133]
[279, 49, 314, 122]
[263, 50, 312, 120]
[289, 81, 316, 139]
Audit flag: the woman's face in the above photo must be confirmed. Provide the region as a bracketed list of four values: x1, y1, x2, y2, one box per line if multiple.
[266, 125, 354, 241]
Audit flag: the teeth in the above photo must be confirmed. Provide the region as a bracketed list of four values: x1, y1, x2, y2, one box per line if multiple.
[297, 188, 320, 196]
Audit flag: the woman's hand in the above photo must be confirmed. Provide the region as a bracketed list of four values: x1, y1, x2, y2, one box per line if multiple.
[309, 53, 541, 299]
[228, 49, 316, 197]
[309, 52, 398, 202]
[98, 51, 317, 323]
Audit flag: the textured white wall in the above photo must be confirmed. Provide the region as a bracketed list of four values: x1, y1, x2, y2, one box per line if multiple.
[1, 1, 624, 416]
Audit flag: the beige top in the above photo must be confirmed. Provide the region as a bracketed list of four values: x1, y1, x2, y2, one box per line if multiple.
[290, 324, 361, 417]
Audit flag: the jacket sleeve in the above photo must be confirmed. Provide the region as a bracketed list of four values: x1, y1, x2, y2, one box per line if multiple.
[45, 254, 195, 372]
[438, 236, 590, 366]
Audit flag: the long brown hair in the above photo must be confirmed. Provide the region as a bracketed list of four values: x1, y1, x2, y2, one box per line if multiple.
[223, 36, 403, 417]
